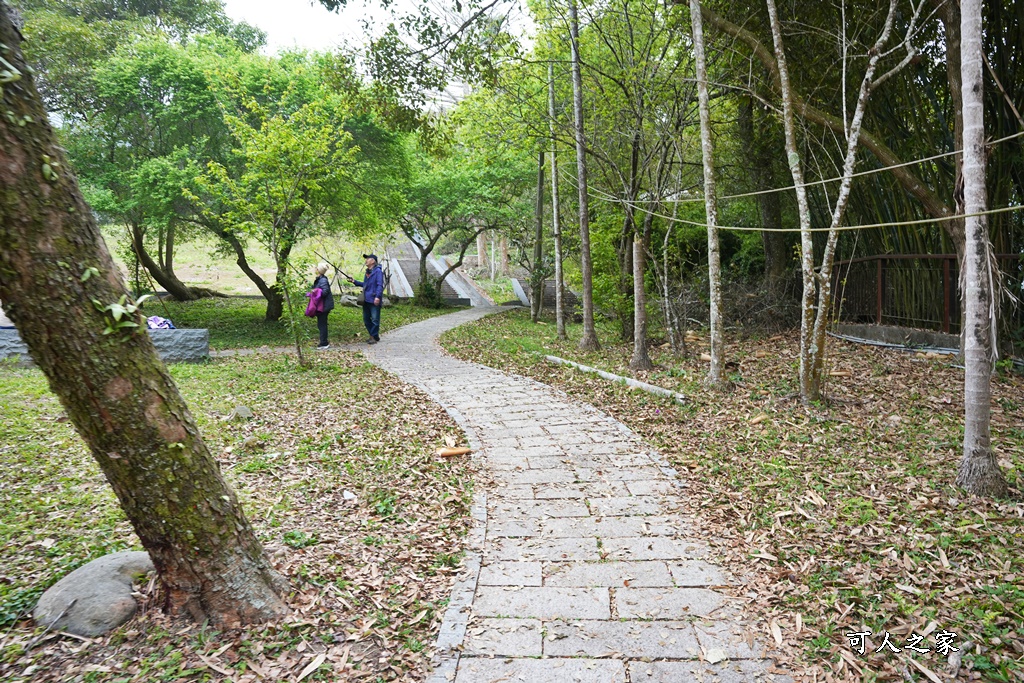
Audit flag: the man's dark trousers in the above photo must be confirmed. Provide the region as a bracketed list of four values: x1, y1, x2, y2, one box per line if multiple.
[363, 303, 381, 340]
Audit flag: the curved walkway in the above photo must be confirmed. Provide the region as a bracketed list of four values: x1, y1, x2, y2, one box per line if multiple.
[363, 307, 786, 683]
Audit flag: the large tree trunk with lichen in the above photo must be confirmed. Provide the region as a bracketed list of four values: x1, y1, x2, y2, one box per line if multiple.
[955, 0, 1008, 497]
[0, 8, 289, 625]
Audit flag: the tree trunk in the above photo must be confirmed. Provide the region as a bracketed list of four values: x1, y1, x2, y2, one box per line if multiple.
[569, 0, 600, 351]
[208, 222, 284, 319]
[265, 234, 296, 322]
[548, 53, 567, 340]
[955, 0, 1008, 497]
[532, 150, 545, 322]
[737, 96, 788, 291]
[477, 230, 488, 269]
[765, 0, 816, 401]
[0, 11, 289, 625]
[131, 222, 201, 302]
[692, 0, 725, 386]
[500, 235, 509, 276]
[629, 209, 654, 370]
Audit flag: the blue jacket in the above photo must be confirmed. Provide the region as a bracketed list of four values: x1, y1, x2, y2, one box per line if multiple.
[355, 265, 384, 305]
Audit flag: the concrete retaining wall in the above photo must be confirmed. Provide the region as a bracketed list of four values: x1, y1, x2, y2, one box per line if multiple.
[0, 328, 209, 365]
[836, 323, 959, 350]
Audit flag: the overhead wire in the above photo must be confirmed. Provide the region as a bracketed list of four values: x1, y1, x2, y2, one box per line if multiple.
[622, 129, 1024, 205]
[561, 128, 1024, 232]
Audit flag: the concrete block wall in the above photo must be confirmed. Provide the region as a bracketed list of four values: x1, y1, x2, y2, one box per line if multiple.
[0, 328, 209, 365]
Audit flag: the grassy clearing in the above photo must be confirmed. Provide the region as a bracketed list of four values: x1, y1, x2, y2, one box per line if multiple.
[441, 307, 1024, 683]
[102, 231, 388, 297]
[150, 298, 458, 350]
[0, 352, 473, 681]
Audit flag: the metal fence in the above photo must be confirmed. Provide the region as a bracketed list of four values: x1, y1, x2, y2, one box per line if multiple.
[831, 254, 1023, 341]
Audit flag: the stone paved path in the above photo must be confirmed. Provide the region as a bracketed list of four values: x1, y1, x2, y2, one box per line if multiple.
[363, 307, 787, 683]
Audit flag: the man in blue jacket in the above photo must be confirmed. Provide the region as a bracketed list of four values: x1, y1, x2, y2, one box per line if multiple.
[348, 254, 384, 344]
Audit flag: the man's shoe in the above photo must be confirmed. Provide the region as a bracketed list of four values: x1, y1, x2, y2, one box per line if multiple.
[367, 338, 378, 345]
[373, 335, 380, 342]
[316, 344, 330, 351]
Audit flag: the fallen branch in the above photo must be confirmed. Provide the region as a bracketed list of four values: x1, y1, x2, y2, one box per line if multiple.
[544, 355, 687, 404]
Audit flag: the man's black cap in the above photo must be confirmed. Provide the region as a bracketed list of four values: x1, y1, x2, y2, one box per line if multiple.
[362, 253, 378, 261]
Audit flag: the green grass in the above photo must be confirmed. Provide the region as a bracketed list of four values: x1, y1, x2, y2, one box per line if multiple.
[0, 352, 472, 680]
[151, 297, 460, 350]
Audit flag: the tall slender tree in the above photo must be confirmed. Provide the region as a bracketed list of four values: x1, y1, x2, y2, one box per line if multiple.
[690, 0, 724, 386]
[955, 0, 1009, 497]
[569, 0, 600, 351]
[547, 31, 567, 339]
[0, 4, 288, 625]
[532, 149, 545, 321]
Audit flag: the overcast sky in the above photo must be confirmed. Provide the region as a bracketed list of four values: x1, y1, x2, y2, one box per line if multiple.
[221, 0, 395, 54]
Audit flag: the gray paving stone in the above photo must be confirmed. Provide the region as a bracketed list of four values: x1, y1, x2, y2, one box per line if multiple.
[533, 482, 630, 499]
[485, 456, 530, 471]
[693, 620, 764, 659]
[668, 560, 730, 586]
[625, 479, 678, 496]
[478, 562, 543, 586]
[544, 561, 673, 587]
[615, 587, 727, 618]
[463, 618, 543, 656]
[456, 657, 626, 683]
[535, 515, 665, 539]
[491, 499, 590, 519]
[543, 620, 700, 658]
[487, 517, 540, 537]
[495, 485, 536, 499]
[575, 466, 663, 481]
[603, 537, 697, 560]
[473, 586, 609, 619]
[498, 469, 576, 485]
[628, 660, 790, 683]
[526, 455, 571, 469]
[588, 496, 663, 517]
[489, 537, 600, 561]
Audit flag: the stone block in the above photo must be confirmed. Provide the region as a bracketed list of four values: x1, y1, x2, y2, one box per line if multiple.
[534, 482, 630, 499]
[456, 657, 626, 683]
[625, 479, 678, 496]
[488, 537, 599, 562]
[668, 560, 729, 586]
[535, 515, 656, 539]
[693, 620, 765, 659]
[473, 586, 609, 619]
[543, 620, 700, 658]
[0, 328, 209, 364]
[544, 561, 673, 587]
[588, 496, 663, 517]
[491, 498, 589, 519]
[615, 587, 727, 619]
[628, 660, 792, 683]
[498, 469, 576, 485]
[478, 562, 543, 586]
[148, 328, 209, 363]
[603, 537, 695, 561]
[463, 618, 543, 656]
[575, 467, 662, 482]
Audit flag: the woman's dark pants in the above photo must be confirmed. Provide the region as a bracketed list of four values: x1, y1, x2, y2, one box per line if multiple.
[316, 311, 329, 346]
